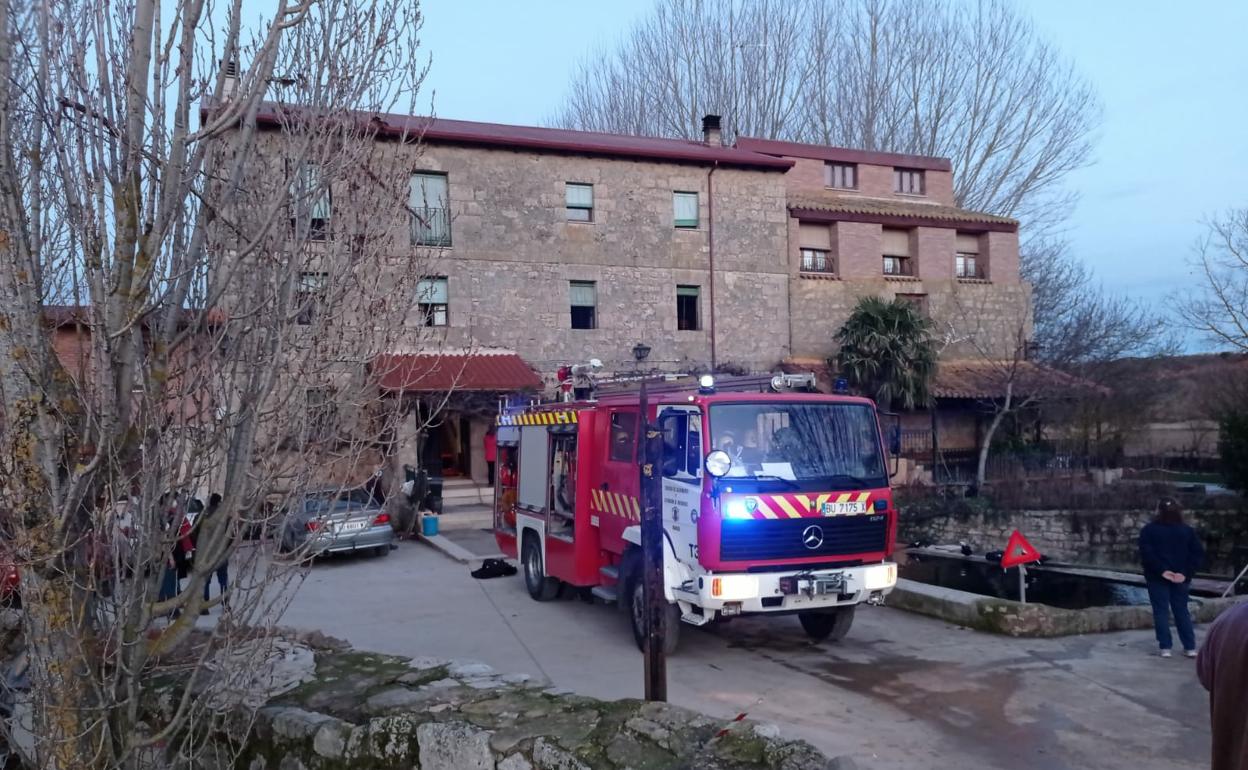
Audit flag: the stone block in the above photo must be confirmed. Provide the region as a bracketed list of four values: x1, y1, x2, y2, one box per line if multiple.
[416, 720, 496, 770]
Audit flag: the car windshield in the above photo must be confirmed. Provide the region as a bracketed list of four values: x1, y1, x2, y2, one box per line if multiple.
[709, 402, 885, 485]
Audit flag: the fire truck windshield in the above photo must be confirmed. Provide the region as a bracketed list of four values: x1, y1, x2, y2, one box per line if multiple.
[708, 402, 886, 488]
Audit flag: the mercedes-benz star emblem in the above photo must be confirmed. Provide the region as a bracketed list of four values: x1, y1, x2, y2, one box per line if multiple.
[802, 525, 824, 550]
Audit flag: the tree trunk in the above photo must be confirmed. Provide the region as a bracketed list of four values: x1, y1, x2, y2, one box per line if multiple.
[975, 384, 1014, 487]
[24, 568, 104, 770]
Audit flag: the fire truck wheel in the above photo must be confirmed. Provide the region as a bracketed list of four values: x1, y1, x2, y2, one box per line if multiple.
[522, 537, 560, 601]
[628, 579, 681, 655]
[798, 606, 855, 642]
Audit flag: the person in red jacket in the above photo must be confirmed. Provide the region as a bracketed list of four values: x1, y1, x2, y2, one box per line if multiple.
[1198, 602, 1248, 770]
[484, 426, 498, 486]
[158, 501, 195, 617]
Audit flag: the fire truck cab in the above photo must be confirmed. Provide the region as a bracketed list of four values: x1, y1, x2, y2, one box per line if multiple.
[492, 373, 899, 652]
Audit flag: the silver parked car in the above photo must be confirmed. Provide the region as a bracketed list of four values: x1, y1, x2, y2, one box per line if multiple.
[278, 490, 394, 558]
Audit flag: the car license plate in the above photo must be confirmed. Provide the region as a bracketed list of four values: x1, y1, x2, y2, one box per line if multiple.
[823, 501, 867, 516]
[336, 520, 368, 533]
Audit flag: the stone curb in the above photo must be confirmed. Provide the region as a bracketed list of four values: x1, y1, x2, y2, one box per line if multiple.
[417, 532, 483, 564]
[890, 577, 1246, 637]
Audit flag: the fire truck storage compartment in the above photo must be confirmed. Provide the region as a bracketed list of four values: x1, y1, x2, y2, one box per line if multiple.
[494, 425, 520, 536]
[516, 425, 549, 513]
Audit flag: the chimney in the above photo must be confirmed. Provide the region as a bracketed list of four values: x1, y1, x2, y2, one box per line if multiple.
[701, 114, 723, 147]
[220, 57, 239, 99]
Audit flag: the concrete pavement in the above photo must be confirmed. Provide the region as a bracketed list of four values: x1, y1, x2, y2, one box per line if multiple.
[278, 540, 1213, 770]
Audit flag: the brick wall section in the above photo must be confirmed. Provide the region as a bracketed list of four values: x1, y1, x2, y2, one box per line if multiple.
[923, 170, 954, 205]
[914, 227, 955, 281]
[834, 221, 882, 280]
[784, 157, 828, 195]
[985, 230, 1020, 283]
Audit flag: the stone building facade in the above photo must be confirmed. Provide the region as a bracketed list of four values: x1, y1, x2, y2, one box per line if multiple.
[241, 108, 1029, 484]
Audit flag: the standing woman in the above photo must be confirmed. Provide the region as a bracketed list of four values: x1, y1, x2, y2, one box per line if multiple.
[1138, 497, 1205, 658]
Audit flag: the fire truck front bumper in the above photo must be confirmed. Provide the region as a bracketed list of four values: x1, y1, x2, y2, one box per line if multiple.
[690, 563, 897, 615]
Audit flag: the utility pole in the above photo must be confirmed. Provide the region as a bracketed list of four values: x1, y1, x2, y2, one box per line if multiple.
[637, 382, 667, 701]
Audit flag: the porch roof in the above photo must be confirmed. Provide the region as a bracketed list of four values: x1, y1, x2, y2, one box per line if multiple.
[931, 360, 1097, 400]
[372, 350, 543, 393]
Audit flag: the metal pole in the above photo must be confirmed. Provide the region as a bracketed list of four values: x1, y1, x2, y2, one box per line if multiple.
[638, 382, 667, 701]
[1018, 564, 1027, 604]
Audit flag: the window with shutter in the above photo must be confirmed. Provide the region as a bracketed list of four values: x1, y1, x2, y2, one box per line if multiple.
[676, 285, 700, 330]
[882, 228, 914, 276]
[569, 280, 597, 329]
[290, 165, 331, 240]
[416, 277, 449, 326]
[673, 192, 699, 228]
[825, 162, 857, 190]
[296, 271, 328, 325]
[799, 223, 835, 274]
[566, 183, 594, 222]
[410, 173, 451, 246]
[956, 232, 984, 279]
[893, 168, 925, 195]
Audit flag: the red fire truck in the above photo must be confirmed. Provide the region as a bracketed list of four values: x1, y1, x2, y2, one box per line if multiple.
[492, 372, 899, 652]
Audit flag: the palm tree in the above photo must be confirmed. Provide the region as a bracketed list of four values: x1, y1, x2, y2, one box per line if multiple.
[834, 297, 937, 411]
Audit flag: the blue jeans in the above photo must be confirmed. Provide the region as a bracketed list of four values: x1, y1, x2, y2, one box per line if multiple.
[202, 561, 229, 601]
[1145, 578, 1195, 651]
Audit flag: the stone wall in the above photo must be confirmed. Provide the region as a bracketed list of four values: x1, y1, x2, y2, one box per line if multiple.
[391, 145, 792, 376]
[211, 642, 847, 770]
[787, 276, 1031, 363]
[899, 506, 1248, 574]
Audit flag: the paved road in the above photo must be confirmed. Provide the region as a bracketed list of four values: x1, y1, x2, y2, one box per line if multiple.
[278, 540, 1213, 770]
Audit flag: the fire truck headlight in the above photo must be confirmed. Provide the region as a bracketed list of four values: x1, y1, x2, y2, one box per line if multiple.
[863, 563, 898, 591]
[724, 499, 752, 520]
[705, 450, 732, 478]
[711, 575, 758, 600]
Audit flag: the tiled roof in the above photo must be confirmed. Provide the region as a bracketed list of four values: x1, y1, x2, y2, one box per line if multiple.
[232, 101, 795, 171]
[736, 137, 951, 171]
[932, 360, 1096, 400]
[789, 194, 1018, 231]
[373, 351, 543, 393]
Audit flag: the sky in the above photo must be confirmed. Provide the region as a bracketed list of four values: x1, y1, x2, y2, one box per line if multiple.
[415, 0, 1248, 346]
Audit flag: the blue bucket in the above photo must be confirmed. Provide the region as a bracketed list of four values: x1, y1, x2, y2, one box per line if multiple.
[422, 515, 440, 537]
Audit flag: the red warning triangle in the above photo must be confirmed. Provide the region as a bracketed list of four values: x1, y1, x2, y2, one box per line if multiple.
[1000, 530, 1042, 568]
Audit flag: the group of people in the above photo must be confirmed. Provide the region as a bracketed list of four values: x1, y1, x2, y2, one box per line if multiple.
[1138, 497, 1246, 770]
[157, 492, 230, 618]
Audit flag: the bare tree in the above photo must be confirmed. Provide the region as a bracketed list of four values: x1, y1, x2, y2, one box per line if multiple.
[945, 285, 1095, 485]
[552, 0, 1178, 365]
[1185, 208, 1248, 352]
[0, 1, 454, 768]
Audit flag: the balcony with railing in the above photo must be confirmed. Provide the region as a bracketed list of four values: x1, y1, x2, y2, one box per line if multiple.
[799, 248, 837, 277]
[882, 255, 915, 278]
[411, 207, 451, 247]
[956, 254, 988, 281]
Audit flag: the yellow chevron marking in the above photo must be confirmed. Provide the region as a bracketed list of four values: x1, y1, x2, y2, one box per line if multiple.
[630, 497, 641, 520]
[837, 492, 851, 504]
[818, 494, 831, 507]
[611, 492, 625, 518]
[774, 497, 803, 519]
[795, 495, 812, 511]
[857, 491, 871, 504]
[591, 489, 602, 510]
